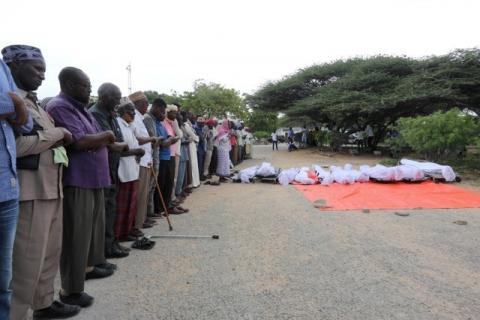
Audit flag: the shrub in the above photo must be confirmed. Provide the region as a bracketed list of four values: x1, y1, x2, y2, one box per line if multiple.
[254, 131, 270, 140]
[395, 108, 480, 160]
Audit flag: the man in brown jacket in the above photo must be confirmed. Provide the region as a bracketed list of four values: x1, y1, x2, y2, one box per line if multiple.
[3, 45, 80, 319]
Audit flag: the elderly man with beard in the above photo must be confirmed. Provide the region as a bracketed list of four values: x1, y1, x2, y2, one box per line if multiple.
[3, 45, 81, 320]
[90, 83, 131, 259]
[127, 91, 158, 237]
[46, 67, 115, 308]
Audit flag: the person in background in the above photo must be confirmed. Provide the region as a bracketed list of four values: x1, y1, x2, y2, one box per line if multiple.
[90, 83, 130, 260]
[184, 111, 200, 188]
[215, 119, 231, 182]
[301, 126, 307, 148]
[203, 119, 215, 178]
[151, 103, 180, 216]
[271, 130, 278, 151]
[236, 122, 244, 164]
[47, 67, 115, 308]
[143, 98, 164, 219]
[194, 116, 206, 181]
[229, 121, 238, 165]
[0, 49, 33, 320]
[174, 112, 191, 214]
[115, 101, 145, 241]
[128, 91, 157, 237]
[244, 127, 253, 159]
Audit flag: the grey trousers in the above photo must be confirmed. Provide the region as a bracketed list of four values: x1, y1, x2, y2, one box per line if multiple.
[61, 187, 105, 294]
[134, 167, 150, 229]
[11, 199, 62, 320]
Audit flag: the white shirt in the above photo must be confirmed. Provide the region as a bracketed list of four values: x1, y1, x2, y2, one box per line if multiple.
[131, 109, 152, 167]
[117, 117, 140, 183]
[271, 133, 278, 141]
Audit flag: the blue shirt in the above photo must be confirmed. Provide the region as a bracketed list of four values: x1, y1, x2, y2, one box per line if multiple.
[0, 60, 33, 202]
[155, 119, 171, 161]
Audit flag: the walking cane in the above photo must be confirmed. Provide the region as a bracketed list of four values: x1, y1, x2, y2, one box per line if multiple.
[150, 166, 173, 231]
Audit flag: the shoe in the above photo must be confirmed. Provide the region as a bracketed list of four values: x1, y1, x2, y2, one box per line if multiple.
[142, 222, 154, 229]
[129, 228, 144, 238]
[105, 246, 129, 259]
[131, 237, 156, 250]
[33, 300, 81, 319]
[148, 212, 163, 219]
[59, 292, 94, 308]
[115, 242, 131, 252]
[85, 267, 114, 280]
[145, 217, 157, 225]
[176, 206, 189, 213]
[169, 207, 185, 215]
[96, 262, 117, 271]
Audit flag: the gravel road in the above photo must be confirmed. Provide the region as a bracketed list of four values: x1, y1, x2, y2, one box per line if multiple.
[73, 144, 480, 320]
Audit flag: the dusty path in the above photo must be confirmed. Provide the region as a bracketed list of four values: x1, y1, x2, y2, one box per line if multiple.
[75, 144, 480, 320]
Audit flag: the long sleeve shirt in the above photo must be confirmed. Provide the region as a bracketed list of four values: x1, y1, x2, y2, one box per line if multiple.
[0, 60, 33, 202]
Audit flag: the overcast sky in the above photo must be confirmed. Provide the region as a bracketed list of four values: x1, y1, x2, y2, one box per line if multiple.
[1, 0, 478, 99]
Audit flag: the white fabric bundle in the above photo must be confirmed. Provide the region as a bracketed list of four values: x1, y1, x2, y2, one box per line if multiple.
[278, 168, 299, 186]
[313, 165, 334, 185]
[256, 162, 276, 177]
[400, 159, 456, 182]
[294, 167, 317, 185]
[330, 165, 355, 184]
[238, 166, 258, 183]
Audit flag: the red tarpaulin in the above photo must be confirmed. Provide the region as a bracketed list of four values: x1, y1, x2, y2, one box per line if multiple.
[294, 181, 480, 211]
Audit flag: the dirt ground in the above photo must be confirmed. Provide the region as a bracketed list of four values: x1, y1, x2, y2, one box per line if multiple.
[70, 143, 479, 320]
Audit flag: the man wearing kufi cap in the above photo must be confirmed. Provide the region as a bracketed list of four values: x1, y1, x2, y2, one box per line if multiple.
[0, 47, 32, 320]
[127, 91, 158, 237]
[3, 44, 81, 319]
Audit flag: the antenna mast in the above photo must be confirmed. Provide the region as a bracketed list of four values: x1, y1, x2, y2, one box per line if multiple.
[126, 63, 132, 94]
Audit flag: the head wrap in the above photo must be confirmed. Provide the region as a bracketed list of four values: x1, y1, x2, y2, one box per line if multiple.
[128, 91, 147, 103]
[215, 119, 230, 143]
[2, 45, 44, 64]
[166, 104, 178, 112]
[205, 119, 215, 126]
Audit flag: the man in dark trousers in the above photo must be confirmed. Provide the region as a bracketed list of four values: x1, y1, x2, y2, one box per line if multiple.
[47, 67, 115, 308]
[90, 83, 130, 259]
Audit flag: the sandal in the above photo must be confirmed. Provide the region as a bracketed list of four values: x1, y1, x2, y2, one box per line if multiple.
[131, 237, 156, 250]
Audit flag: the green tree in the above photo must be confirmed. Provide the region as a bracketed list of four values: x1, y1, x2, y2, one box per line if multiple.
[182, 80, 247, 119]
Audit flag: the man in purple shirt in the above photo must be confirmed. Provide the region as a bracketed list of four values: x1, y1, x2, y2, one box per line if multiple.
[46, 67, 115, 308]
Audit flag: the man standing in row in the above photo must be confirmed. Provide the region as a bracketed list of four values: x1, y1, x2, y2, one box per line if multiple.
[47, 67, 115, 308]
[90, 83, 130, 259]
[128, 91, 157, 236]
[0, 49, 32, 320]
[3, 45, 81, 320]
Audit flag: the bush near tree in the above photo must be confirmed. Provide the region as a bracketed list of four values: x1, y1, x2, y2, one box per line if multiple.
[387, 108, 480, 160]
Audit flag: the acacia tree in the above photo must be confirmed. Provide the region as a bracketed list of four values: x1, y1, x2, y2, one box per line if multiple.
[251, 49, 480, 146]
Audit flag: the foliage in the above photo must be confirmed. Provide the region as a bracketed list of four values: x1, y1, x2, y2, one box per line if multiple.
[393, 108, 480, 160]
[253, 131, 270, 140]
[245, 109, 278, 133]
[313, 130, 332, 148]
[250, 49, 480, 146]
[182, 80, 247, 119]
[144, 80, 247, 120]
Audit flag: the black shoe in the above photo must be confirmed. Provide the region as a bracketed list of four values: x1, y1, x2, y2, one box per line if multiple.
[33, 300, 81, 319]
[85, 267, 114, 280]
[96, 262, 117, 271]
[105, 246, 129, 259]
[59, 292, 94, 308]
